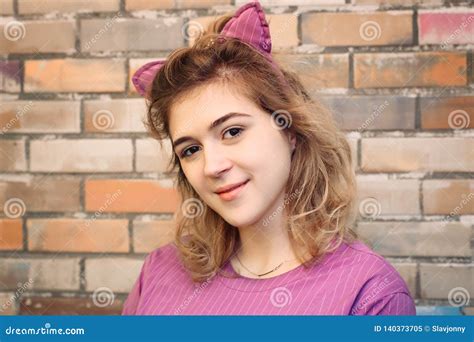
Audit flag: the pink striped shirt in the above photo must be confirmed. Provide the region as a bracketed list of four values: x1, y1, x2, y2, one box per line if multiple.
[122, 240, 416, 315]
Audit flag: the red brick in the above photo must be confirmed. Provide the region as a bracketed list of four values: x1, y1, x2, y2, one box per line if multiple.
[0, 219, 23, 251]
[20, 296, 123, 315]
[423, 179, 473, 215]
[81, 18, 184, 52]
[133, 219, 176, 253]
[24, 59, 126, 93]
[0, 21, 75, 54]
[27, 219, 129, 253]
[302, 11, 413, 46]
[0, 139, 26, 171]
[275, 54, 349, 90]
[419, 10, 474, 46]
[0, 100, 80, 133]
[126, 0, 230, 10]
[18, 0, 119, 14]
[0, 176, 81, 212]
[361, 138, 474, 172]
[420, 96, 473, 129]
[83, 99, 146, 133]
[85, 179, 180, 213]
[30, 139, 133, 173]
[354, 51, 467, 88]
[0, 61, 21, 93]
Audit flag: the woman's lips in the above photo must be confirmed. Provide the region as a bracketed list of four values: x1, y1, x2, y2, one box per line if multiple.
[217, 180, 249, 201]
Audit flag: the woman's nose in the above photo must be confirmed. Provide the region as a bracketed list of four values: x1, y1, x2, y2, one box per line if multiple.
[203, 145, 232, 178]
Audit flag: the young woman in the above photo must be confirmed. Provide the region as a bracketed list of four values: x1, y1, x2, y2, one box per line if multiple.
[122, 1, 416, 315]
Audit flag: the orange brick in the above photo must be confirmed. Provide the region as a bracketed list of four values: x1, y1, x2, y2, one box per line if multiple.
[83, 99, 147, 133]
[30, 139, 133, 173]
[0, 176, 80, 212]
[125, 0, 229, 10]
[27, 219, 129, 253]
[24, 59, 126, 93]
[354, 51, 467, 88]
[0, 100, 80, 133]
[85, 179, 180, 213]
[0, 219, 23, 251]
[133, 219, 176, 253]
[420, 96, 473, 130]
[302, 11, 413, 46]
[0, 21, 75, 54]
[423, 179, 473, 215]
[275, 54, 349, 90]
[0, 140, 26, 171]
[361, 138, 474, 172]
[18, 0, 119, 14]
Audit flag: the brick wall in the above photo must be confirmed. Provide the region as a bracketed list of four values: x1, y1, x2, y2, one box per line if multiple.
[0, 0, 472, 315]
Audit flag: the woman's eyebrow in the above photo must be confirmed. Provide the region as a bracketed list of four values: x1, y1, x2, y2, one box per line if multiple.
[172, 112, 252, 150]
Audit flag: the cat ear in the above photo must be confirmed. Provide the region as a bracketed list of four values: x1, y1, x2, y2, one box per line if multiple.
[221, 1, 272, 62]
[131, 59, 166, 98]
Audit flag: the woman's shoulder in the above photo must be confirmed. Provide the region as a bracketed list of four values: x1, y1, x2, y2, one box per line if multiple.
[143, 241, 180, 270]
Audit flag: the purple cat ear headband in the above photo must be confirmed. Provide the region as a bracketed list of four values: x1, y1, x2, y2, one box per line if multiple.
[131, 1, 280, 99]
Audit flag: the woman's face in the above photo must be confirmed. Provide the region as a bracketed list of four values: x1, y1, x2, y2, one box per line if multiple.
[169, 82, 296, 228]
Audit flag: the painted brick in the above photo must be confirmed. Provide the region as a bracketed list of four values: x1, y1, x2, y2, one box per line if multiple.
[420, 96, 473, 130]
[361, 138, 474, 172]
[0, 139, 26, 171]
[133, 219, 176, 253]
[135, 138, 174, 173]
[0, 21, 75, 54]
[81, 18, 184, 52]
[85, 179, 180, 213]
[354, 52, 467, 88]
[0, 61, 21, 93]
[302, 11, 413, 46]
[0, 176, 80, 212]
[30, 139, 133, 173]
[420, 263, 473, 299]
[18, 0, 119, 14]
[320, 95, 415, 130]
[0, 100, 80, 133]
[357, 179, 420, 216]
[0, 219, 23, 250]
[423, 179, 473, 215]
[24, 59, 126, 93]
[27, 219, 129, 253]
[419, 10, 474, 45]
[85, 257, 144, 293]
[0, 292, 18, 315]
[83, 99, 147, 133]
[357, 221, 471, 257]
[126, 0, 230, 10]
[0, 258, 80, 291]
[275, 54, 349, 90]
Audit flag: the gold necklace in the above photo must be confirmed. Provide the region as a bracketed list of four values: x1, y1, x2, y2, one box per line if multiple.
[235, 254, 298, 277]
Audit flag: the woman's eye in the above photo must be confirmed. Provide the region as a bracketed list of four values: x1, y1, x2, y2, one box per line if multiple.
[223, 127, 243, 139]
[180, 127, 244, 159]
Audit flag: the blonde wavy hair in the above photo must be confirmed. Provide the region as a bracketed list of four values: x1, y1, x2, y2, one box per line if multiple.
[145, 15, 359, 283]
